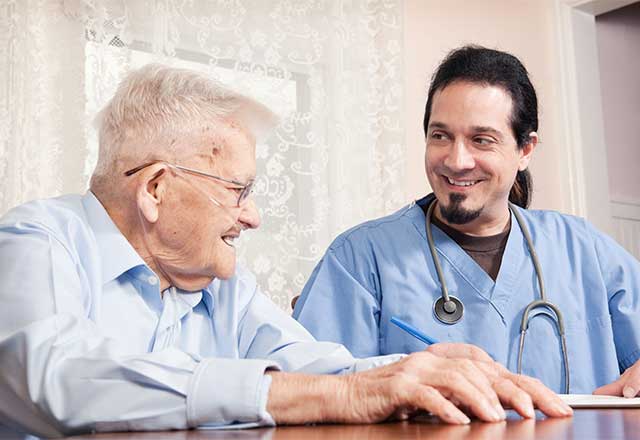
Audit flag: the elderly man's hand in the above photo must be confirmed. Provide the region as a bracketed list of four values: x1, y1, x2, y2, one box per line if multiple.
[426, 342, 573, 418]
[593, 358, 640, 398]
[267, 349, 572, 426]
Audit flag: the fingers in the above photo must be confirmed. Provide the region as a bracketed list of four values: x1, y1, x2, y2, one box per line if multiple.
[397, 353, 504, 422]
[405, 353, 505, 422]
[396, 351, 570, 423]
[432, 369, 505, 422]
[593, 378, 624, 396]
[511, 374, 572, 417]
[388, 406, 413, 421]
[472, 361, 534, 418]
[491, 377, 535, 418]
[427, 343, 494, 363]
[594, 364, 640, 398]
[413, 385, 470, 424]
[455, 359, 503, 412]
[620, 365, 640, 397]
[471, 360, 571, 418]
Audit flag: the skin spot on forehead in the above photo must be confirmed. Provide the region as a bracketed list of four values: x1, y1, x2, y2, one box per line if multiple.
[226, 120, 246, 133]
[209, 135, 226, 155]
[182, 120, 255, 180]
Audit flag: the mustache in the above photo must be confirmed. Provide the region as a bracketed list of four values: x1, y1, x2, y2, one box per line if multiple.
[435, 167, 485, 180]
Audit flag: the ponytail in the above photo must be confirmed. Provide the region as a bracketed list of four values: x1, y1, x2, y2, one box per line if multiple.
[509, 169, 532, 208]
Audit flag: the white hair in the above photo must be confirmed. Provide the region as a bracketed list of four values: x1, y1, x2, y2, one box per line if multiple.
[91, 63, 277, 185]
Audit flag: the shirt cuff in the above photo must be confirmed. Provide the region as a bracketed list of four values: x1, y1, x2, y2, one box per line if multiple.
[187, 358, 280, 428]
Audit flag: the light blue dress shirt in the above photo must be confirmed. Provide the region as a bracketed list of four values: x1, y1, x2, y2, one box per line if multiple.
[294, 194, 640, 394]
[0, 192, 401, 437]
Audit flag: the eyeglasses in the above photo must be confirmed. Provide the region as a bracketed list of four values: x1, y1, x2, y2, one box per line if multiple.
[124, 160, 255, 207]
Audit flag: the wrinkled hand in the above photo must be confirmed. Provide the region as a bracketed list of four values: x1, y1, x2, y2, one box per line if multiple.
[593, 358, 640, 397]
[267, 345, 572, 426]
[426, 342, 573, 419]
[345, 351, 503, 424]
[343, 348, 570, 425]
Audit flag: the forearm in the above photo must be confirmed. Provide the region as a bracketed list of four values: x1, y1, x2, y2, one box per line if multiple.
[266, 371, 352, 424]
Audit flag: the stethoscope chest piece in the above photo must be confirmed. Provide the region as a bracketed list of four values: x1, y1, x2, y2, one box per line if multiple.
[434, 295, 464, 324]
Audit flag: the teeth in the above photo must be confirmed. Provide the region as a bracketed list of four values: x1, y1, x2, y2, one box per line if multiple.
[447, 177, 477, 187]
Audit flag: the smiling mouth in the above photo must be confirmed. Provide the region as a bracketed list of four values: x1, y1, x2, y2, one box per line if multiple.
[222, 235, 238, 247]
[444, 176, 481, 188]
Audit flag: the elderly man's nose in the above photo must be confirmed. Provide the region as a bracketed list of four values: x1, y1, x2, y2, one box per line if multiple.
[239, 199, 260, 230]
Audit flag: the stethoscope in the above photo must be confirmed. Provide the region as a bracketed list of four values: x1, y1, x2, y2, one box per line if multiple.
[424, 198, 570, 393]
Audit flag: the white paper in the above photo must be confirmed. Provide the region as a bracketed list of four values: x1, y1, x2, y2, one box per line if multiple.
[559, 394, 640, 408]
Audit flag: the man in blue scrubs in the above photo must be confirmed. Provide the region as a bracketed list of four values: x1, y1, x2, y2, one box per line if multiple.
[294, 46, 640, 398]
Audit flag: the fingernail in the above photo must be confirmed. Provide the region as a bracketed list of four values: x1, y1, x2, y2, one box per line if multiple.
[623, 385, 637, 398]
[553, 402, 572, 416]
[486, 404, 502, 422]
[445, 410, 470, 424]
[523, 405, 535, 418]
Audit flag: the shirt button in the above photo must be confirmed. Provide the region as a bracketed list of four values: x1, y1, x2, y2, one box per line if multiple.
[148, 276, 158, 285]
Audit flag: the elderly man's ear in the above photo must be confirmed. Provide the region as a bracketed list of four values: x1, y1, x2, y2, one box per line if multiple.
[136, 167, 168, 224]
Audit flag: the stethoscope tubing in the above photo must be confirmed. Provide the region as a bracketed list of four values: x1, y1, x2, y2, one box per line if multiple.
[425, 198, 570, 393]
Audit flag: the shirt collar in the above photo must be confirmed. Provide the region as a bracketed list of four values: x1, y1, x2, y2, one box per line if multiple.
[81, 191, 147, 284]
[200, 280, 218, 317]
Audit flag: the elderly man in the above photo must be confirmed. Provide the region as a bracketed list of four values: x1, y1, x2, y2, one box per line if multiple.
[0, 64, 570, 437]
[294, 46, 640, 399]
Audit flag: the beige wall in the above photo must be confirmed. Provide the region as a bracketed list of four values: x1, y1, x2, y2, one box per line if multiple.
[403, 0, 571, 212]
[596, 2, 640, 204]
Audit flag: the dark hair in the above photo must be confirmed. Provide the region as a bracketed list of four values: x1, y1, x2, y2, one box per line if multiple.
[423, 45, 538, 208]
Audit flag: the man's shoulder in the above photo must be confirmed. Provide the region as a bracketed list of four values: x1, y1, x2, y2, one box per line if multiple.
[0, 194, 89, 235]
[518, 206, 588, 230]
[329, 202, 419, 252]
[521, 207, 639, 270]
[516, 206, 602, 245]
[0, 194, 95, 276]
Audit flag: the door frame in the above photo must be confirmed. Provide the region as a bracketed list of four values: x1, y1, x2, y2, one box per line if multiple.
[553, 0, 637, 234]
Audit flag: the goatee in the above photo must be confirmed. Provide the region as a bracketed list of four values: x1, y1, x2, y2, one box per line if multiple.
[439, 193, 482, 224]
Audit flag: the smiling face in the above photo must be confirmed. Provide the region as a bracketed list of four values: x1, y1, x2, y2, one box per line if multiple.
[425, 81, 536, 234]
[138, 122, 261, 290]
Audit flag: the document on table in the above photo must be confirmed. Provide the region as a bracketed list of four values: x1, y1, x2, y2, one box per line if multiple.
[559, 394, 640, 408]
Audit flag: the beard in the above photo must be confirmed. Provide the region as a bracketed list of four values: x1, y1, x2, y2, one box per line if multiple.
[438, 193, 482, 224]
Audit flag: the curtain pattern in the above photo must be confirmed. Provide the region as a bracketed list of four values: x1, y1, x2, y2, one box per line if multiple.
[1, 0, 405, 310]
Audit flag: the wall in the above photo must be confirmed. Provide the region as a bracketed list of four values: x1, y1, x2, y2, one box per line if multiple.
[596, 1, 640, 259]
[403, 0, 571, 212]
[596, 2, 640, 205]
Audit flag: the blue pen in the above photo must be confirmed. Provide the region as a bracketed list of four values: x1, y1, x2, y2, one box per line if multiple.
[390, 316, 439, 345]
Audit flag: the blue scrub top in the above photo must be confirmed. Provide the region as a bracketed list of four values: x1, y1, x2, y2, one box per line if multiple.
[294, 195, 640, 393]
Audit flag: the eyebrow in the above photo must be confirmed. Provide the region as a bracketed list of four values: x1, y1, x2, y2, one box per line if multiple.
[229, 173, 256, 186]
[428, 121, 449, 131]
[428, 121, 505, 140]
[471, 126, 504, 139]
[200, 154, 255, 184]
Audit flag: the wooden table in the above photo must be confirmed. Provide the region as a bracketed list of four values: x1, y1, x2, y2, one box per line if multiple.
[3, 410, 640, 439]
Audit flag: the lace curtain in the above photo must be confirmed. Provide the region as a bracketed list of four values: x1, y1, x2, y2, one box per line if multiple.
[1, 0, 405, 310]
